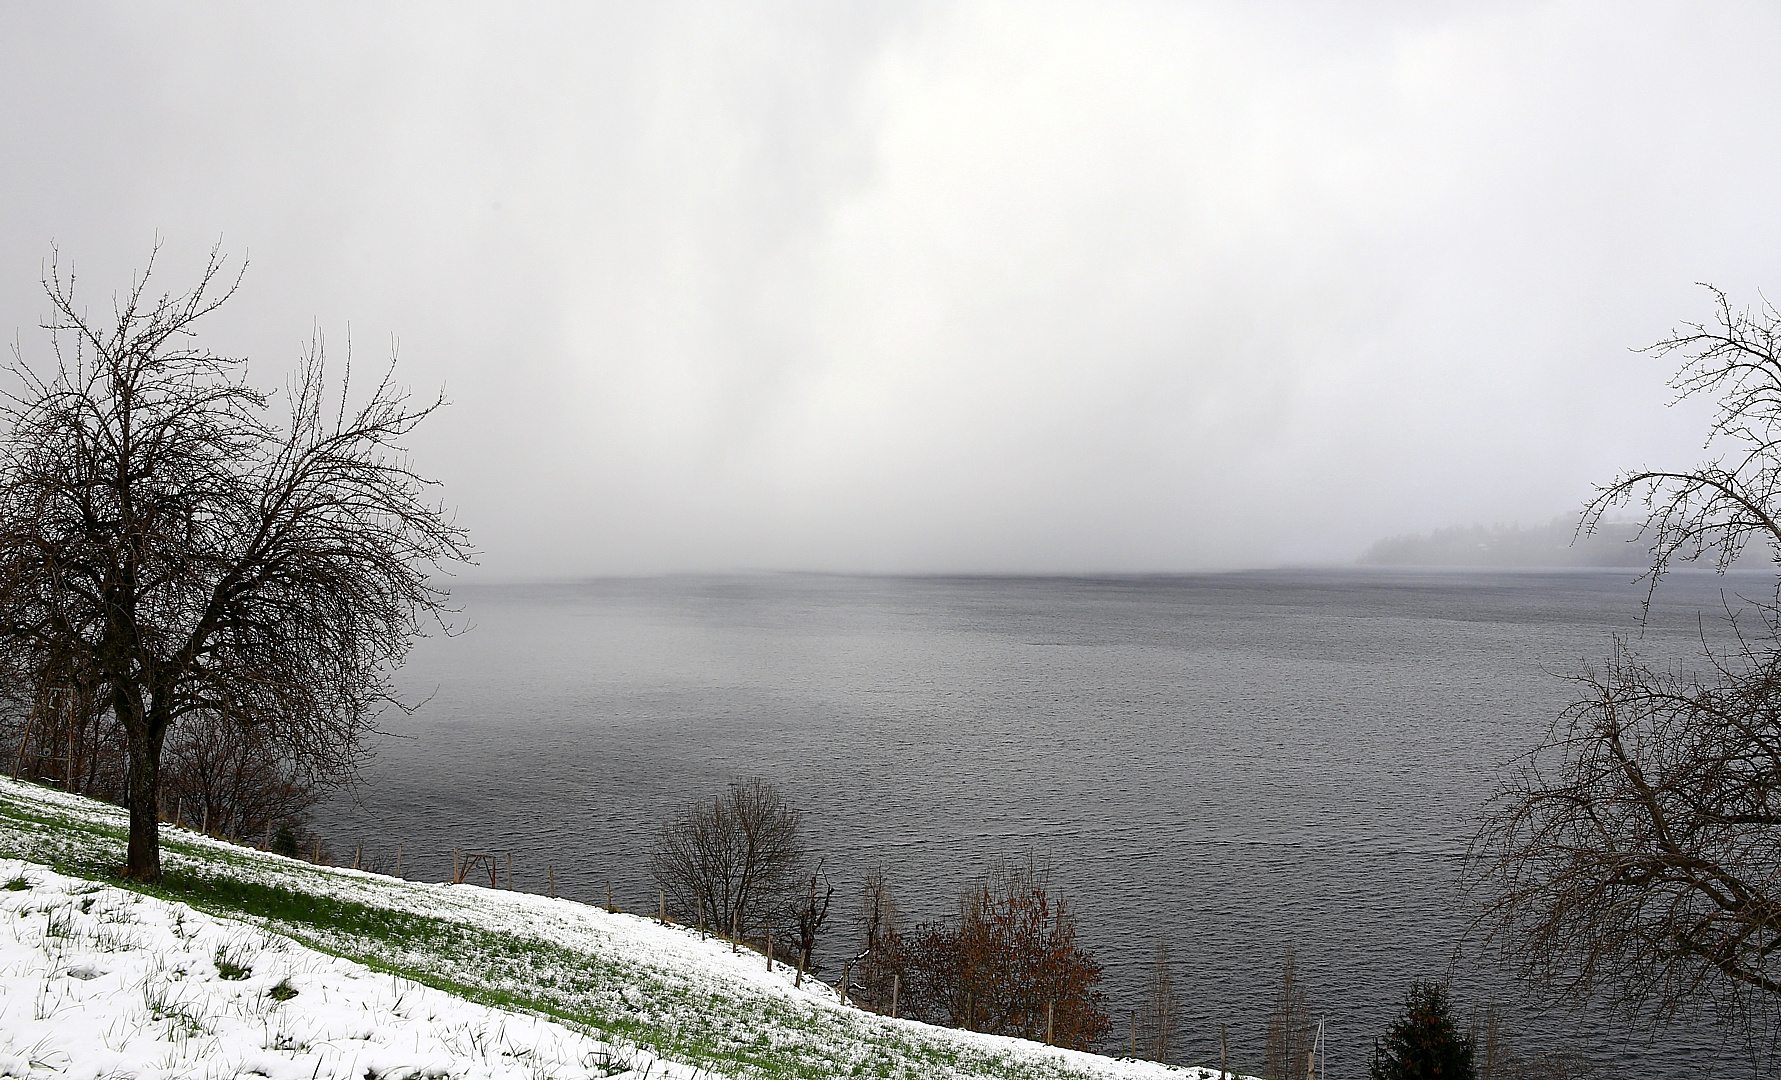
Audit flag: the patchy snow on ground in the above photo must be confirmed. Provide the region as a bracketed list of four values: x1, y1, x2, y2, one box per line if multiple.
[0, 779, 1239, 1080]
[0, 861, 689, 1080]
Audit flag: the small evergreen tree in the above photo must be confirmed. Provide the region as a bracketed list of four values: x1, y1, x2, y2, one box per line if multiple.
[1370, 981, 1475, 1080]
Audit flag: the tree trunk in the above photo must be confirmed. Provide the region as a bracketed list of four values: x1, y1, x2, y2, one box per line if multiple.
[123, 734, 160, 880]
[120, 689, 166, 883]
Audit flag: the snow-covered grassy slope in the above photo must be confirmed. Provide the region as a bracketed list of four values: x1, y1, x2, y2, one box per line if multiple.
[1, 861, 688, 1080]
[0, 778, 1224, 1080]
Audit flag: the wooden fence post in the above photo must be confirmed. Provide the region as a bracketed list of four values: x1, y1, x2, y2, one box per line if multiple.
[658, 889, 666, 924]
[506, 852, 513, 890]
[353, 845, 361, 870]
[841, 962, 851, 1007]
[767, 930, 773, 972]
[1046, 999, 1053, 1045]
[890, 974, 899, 1019]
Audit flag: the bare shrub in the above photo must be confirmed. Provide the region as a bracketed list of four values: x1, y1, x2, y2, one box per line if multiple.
[158, 712, 323, 839]
[1468, 997, 1505, 1080]
[893, 856, 1110, 1050]
[3, 656, 120, 795]
[649, 777, 807, 942]
[1468, 995, 1603, 1080]
[5, 678, 324, 842]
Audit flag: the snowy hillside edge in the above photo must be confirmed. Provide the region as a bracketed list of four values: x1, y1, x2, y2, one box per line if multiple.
[0, 779, 1233, 1080]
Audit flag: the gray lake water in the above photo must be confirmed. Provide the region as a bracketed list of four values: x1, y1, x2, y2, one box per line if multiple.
[312, 568, 1774, 1077]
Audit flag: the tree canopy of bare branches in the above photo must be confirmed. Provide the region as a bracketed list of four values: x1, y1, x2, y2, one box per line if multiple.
[1583, 287, 1781, 594]
[0, 245, 469, 882]
[1473, 286, 1781, 1045]
[1474, 633, 1781, 1030]
[649, 777, 808, 941]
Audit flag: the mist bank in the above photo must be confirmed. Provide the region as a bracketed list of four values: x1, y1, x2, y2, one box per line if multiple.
[1358, 518, 1654, 569]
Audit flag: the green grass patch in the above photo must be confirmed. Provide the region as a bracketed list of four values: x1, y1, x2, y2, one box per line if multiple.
[214, 942, 253, 980]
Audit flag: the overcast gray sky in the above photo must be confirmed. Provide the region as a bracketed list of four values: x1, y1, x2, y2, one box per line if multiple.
[2, 1, 1777, 578]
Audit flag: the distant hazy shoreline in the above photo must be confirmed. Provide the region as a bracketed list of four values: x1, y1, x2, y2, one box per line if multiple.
[1359, 518, 1653, 569]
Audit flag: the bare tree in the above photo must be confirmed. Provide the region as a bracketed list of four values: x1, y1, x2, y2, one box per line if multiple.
[159, 710, 323, 839]
[6, 693, 321, 842]
[0, 245, 470, 881]
[1264, 946, 1314, 1080]
[781, 859, 834, 983]
[650, 777, 807, 941]
[1141, 936, 1179, 1062]
[1465, 996, 1605, 1080]
[1472, 288, 1781, 1047]
[853, 867, 899, 1010]
[1467, 998, 1505, 1080]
